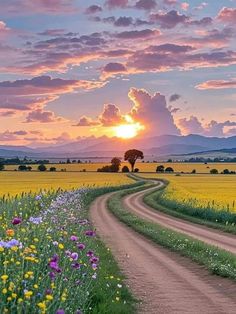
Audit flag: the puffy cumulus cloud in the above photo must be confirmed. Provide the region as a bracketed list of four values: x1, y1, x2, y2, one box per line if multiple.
[0, 129, 44, 142]
[128, 88, 180, 136]
[150, 10, 188, 28]
[99, 104, 124, 126]
[178, 116, 204, 135]
[105, 0, 129, 9]
[226, 128, 236, 136]
[76, 104, 124, 127]
[76, 116, 100, 127]
[85, 5, 102, 15]
[196, 78, 236, 90]
[169, 93, 181, 102]
[0, 21, 10, 32]
[217, 7, 236, 24]
[178, 116, 236, 137]
[24, 109, 66, 123]
[135, 0, 157, 11]
[163, 0, 177, 5]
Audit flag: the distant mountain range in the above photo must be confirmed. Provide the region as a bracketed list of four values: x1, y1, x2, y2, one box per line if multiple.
[1, 134, 236, 160]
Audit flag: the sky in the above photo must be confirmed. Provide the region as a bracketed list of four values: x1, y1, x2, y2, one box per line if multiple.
[0, 0, 236, 146]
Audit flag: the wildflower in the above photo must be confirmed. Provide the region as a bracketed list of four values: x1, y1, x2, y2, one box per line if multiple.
[85, 230, 96, 237]
[77, 243, 85, 250]
[56, 310, 65, 314]
[2, 288, 7, 294]
[37, 302, 46, 311]
[70, 252, 79, 260]
[24, 290, 33, 298]
[58, 243, 64, 250]
[86, 250, 94, 257]
[46, 294, 53, 301]
[1, 275, 8, 282]
[12, 217, 22, 225]
[70, 235, 78, 241]
[29, 217, 43, 224]
[48, 255, 61, 273]
[6, 229, 14, 237]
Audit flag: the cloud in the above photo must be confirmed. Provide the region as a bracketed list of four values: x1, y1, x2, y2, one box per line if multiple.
[0, 76, 105, 121]
[86, 5, 102, 14]
[113, 16, 134, 27]
[76, 116, 100, 126]
[25, 109, 65, 123]
[150, 10, 188, 28]
[0, 21, 10, 33]
[178, 116, 236, 136]
[105, 0, 128, 9]
[99, 104, 124, 126]
[196, 78, 236, 90]
[0, 0, 77, 15]
[217, 7, 236, 24]
[163, 0, 177, 5]
[135, 0, 157, 10]
[129, 88, 180, 136]
[181, 2, 189, 11]
[169, 93, 181, 102]
[102, 62, 127, 78]
[178, 116, 204, 135]
[115, 29, 161, 39]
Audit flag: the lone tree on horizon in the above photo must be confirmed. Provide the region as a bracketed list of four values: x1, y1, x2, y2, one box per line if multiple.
[124, 149, 144, 172]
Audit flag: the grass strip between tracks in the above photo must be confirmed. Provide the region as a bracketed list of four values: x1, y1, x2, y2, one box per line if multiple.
[107, 186, 236, 281]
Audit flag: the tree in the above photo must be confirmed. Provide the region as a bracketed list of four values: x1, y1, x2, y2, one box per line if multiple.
[156, 165, 165, 173]
[18, 165, 28, 171]
[210, 168, 218, 174]
[124, 149, 144, 172]
[66, 158, 71, 164]
[134, 168, 139, 173]
[223, 169, 230, 174]
[191, 169, 196, 174]
[0, 163, 4, 171]
[165, 167, 174, 173]
[111, 157, 121, 172]
[50, 167, 57, 172]
[38, 164, 47, 172]
[122, 166, 130, 173]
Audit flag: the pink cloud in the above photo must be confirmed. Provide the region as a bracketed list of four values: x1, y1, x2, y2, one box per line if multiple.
[181, 2, 189, 11]
[76, 116, 100, 127]
[105, 0, 129, 9]
[135, 0, 157, 10]
[196, 78, 236, 90]
[217, 7, 236, 24]
[86, 5, 102, 14]
[25, 109, 65, 123]
[116, 29, 161, 39]
[150, 10, 189, 28]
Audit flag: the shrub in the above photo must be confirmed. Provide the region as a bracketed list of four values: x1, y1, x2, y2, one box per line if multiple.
[38, 164, 47, 172]
[210, 169, 218, 174]
[18, 165, 28, 171]
[0, 163, 4, 171]
[122, 166, 130, 173]
[50, 167, 57, 172]
[222, 169, 230, 174]
[156, 165, 165, 173]
[191, 169, 196, 174]
[134, 168, 139, 173]
[165, 167, 174, 173]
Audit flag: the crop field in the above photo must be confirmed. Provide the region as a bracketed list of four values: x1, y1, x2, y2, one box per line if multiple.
[5, 162, 236, 173]
[0, 172, 133, 197]
[139, 173, 236, 212]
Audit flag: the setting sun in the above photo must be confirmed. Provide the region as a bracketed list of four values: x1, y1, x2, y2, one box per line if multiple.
[114, 123, 144, 139]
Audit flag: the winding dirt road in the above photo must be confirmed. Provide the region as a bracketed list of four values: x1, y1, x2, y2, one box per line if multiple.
[124, 181, 236, 255]
[90, 192, 236, 314]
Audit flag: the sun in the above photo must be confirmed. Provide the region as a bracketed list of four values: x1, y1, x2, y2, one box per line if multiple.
[114, 123, 144, 139]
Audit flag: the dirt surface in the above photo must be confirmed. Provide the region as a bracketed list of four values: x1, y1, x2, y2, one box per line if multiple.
[90, 192, 236, 314]
[123, 182, 236, 255]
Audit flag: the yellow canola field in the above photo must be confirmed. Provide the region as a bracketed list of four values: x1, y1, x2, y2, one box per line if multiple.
[140, 173, 236, 212]
[1, 172, 133, 197]
[5, 162, 236, 173]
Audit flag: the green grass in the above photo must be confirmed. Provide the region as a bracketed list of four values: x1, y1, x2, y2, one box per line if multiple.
[144, 187, 236, 234]
[107, 187, 236, 281]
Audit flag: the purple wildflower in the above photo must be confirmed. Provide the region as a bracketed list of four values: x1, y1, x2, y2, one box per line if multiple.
[85, 230, 96, 237]
[12, 217, 22, 225]
[70, 235, 78, 241]
[70, 252, 79, 260]
[77, 243, 85, 250]
[56, 310, 65, 314]
[86, 250, 94, 257]
[48, 255, 61, 273]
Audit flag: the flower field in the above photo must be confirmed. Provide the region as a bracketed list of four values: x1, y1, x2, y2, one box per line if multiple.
[140, 174, 236, 213]
[0, 172, 133, 197]
[0, 187, 136, 313]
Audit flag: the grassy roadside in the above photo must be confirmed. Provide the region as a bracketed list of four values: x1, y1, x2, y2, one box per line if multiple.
[132, 175, 236, 234]
[82, 181, 145, 313]
[107, 187, 236, 281]
[144, 189, 236, 234]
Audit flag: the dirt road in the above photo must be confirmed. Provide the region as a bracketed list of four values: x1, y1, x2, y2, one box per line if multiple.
[123, 182, 236, 255]
[90, 192, 236, 314]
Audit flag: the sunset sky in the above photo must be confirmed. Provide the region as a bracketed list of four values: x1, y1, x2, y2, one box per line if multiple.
[0, 0, 236, 146]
